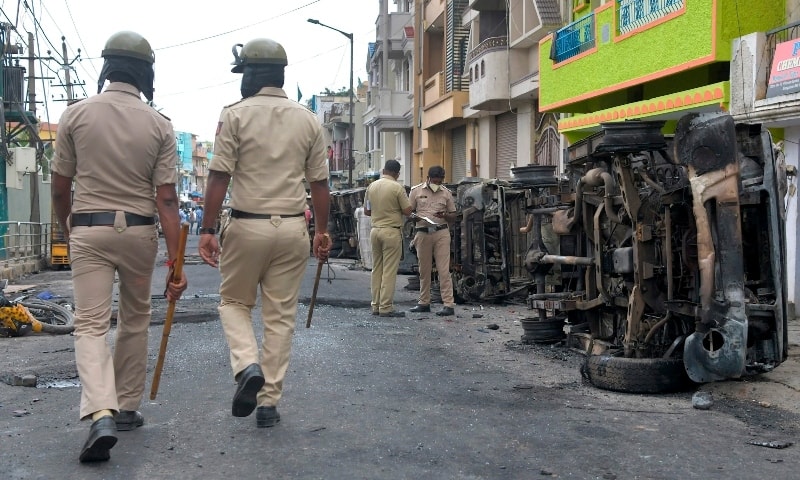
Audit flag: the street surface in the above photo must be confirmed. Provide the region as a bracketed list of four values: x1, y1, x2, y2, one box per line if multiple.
[1, 235, 798, 479]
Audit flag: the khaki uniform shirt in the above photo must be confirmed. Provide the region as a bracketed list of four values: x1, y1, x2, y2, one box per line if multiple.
[409, 183, 456, 226]
[210, 87, 329, 215]
[365, 175, 410, 228]
[51, 83, 178, 216]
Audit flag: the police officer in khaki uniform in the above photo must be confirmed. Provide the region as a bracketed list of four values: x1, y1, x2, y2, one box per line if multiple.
[51, 31, 188, 463]
[198, 38, 331, 428]
[364, 160, 412, 317]
[408, 166, 457, 316]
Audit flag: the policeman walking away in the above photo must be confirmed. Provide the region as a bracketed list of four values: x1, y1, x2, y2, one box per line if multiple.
[51, 31, 188, 463]
[198, 38, 331, 428]
[364, 159, 412, 317]
[408, 166, 457, 317]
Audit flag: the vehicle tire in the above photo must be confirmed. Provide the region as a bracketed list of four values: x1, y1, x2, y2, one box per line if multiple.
[520, 317, 565, 344]
[582, 355, 694, 394]
[21, 299, 74, 326]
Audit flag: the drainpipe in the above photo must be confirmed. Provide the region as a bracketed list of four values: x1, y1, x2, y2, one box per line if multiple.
[469, 120, 478, 177]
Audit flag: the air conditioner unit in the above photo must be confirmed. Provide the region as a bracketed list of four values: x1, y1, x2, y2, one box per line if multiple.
[5, 147, 37, 189]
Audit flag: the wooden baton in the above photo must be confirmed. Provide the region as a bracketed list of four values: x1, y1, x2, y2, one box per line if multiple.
[306, 234, 329, 328]
[150, 222, 190, 400]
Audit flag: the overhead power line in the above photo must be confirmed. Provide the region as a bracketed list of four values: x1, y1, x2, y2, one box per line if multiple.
[156, 0, 321, 51]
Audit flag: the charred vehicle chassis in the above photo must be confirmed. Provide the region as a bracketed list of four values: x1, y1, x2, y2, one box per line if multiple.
[517, 113, 789, 393]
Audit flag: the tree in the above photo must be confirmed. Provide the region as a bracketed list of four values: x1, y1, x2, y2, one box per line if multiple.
[323, 86, 352, 96]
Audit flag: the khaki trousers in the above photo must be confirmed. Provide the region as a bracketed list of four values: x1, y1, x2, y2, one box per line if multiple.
[218, 216, 308, 407]
[370, 227, 402, 313]
[70, 222, 158, 420]
[414, 228, 455, 307]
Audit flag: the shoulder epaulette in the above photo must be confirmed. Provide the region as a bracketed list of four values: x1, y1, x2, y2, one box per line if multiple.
[224, 98, 245, 108]
[410, 183, 425, 190]
[157, 111, 171, 121]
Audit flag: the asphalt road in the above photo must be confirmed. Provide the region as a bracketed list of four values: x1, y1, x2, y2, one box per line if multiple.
[1, 235, 798, 479]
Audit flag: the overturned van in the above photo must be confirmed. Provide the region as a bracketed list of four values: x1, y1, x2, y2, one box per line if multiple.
[522, 113, 789, 393]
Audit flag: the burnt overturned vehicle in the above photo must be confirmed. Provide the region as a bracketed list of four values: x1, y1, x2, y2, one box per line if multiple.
[523, 113, 789, 393]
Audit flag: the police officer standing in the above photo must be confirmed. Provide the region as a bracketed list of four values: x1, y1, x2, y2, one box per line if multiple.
[365, 160, 412, 317]
[198, 38, 331, 428]
[51, 31, 188, 463]
[408, 166, 457, 316]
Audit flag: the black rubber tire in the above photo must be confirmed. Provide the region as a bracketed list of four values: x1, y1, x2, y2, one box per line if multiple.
[38, 323, 75, 334]
[583, 355, 694, 394]
[520, 318, 565, 344]
[21, 299, 75, 335]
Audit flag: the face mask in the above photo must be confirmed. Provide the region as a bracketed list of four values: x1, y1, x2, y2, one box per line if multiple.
[428, 182, 440, 193]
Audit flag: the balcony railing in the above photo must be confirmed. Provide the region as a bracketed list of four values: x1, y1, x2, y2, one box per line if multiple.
[766, 20, 800, 86]
[467, 36, 508, 63]
[617, 0, 684, 35]
[552, 13, 594, 63]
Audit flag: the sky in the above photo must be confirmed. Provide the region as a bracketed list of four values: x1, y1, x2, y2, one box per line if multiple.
[5, 0, 379, 141]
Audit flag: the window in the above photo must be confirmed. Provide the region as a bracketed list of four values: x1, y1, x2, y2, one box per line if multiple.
[403, 58, 411, 91]
[617, 0, 684, 36]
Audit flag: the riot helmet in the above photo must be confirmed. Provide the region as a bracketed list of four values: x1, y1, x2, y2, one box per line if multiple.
[231, 38, 288, 73]
[101, 31, 155, 63]
[97, 31, 156, 101]
[232, 38, 288, 98]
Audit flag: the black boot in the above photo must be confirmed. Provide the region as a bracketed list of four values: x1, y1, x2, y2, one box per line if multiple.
[232, 364, 265, 417]
[256, 406, 281, 428]
[436, 306, 455, 316]
[79, 416, 117, 463]
[114, 410, 144, 431]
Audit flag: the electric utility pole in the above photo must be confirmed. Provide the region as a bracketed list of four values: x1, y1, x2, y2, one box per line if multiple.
[28, 31, 40, 227]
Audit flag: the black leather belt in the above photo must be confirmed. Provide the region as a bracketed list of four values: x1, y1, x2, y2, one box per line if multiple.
[230, 208, 305, 219]
[415, 224, 448, 232]
[71, 212, 156, 227]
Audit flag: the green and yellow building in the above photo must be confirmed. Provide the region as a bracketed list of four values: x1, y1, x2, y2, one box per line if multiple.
[539, 0, 784, 143]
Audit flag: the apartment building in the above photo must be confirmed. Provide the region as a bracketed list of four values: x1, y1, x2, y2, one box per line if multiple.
[190, 137, 211, 198]
[363, 0, 415, 186]
[175, 131, 193, 199]
[415, 0, 564, 185]
[313, 89, 367, 188]
[538, 0, 782, 142]
[463, 0, 564, 181]
[414, 0, 471, 184]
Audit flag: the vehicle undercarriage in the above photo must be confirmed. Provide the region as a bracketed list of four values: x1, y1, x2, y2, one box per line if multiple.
[451, 113, 790, 393]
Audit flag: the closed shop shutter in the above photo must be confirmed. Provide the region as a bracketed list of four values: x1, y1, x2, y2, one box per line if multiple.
[535, 125, 561, 168]
[451, 126, 467, 183]
[495, 112, 516, 180]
